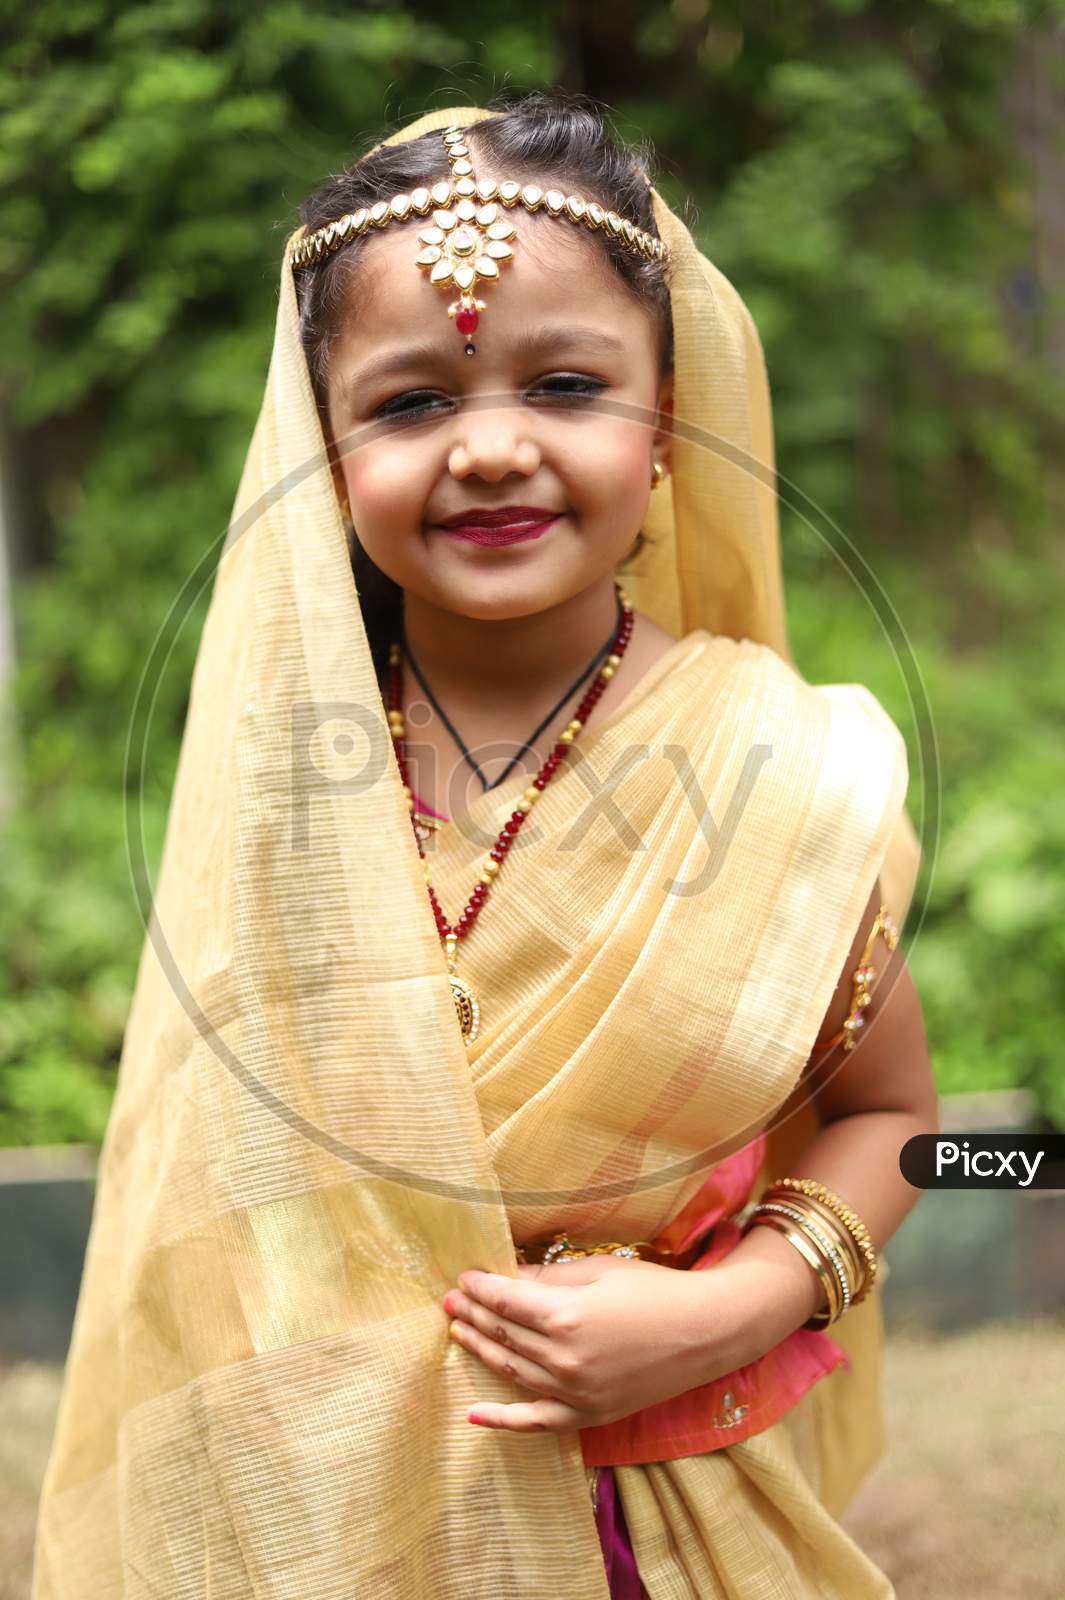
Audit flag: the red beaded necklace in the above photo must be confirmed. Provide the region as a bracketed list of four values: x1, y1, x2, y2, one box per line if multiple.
[386, 582, 635, 1046]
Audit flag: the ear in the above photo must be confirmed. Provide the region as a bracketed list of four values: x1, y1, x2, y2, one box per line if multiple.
[652, 370, 674, 476]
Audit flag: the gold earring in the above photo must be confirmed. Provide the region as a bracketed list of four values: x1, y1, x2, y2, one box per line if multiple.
[650, 462, 666, 491]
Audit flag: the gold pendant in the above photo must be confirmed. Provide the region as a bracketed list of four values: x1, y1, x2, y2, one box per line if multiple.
[449, 973, 480, 1044]
[444, 932, 480, 1046]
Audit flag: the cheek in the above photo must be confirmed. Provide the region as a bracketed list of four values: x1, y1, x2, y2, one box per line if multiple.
[343, 454, 434, 553]
[343, 444, 440, 585]
[347, 444, 434, 519]
[581, 422, 652, 499]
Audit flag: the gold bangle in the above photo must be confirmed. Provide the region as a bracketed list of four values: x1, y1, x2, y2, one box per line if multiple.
[768, 1190, 866, 1300]
[763, 1185, 872, 1305]
[747, 1213, 840, 1325]
[759, 1197, 863, 1320]
[746, 1210, 843, 1326]
[750, 1203, 853, 1324]
[765, 1178, 878, 1303]
[769, 1179, 878, 1293]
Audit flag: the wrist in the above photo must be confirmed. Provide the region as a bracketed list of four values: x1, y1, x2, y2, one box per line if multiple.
[701, 1226, 827, 1368]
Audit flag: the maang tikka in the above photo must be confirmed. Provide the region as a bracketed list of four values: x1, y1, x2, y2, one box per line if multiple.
[290, 125, 671, 356]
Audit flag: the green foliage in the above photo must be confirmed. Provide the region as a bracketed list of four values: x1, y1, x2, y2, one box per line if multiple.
[1, 2, 1063, 1142]
[787, 542, 1065, 1129]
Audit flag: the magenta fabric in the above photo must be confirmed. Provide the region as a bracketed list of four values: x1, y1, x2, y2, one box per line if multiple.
[410, 786, 449, 819]
[593, 1467, 648, 1600]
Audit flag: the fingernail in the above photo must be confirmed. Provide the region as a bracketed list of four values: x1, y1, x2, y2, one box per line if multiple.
[468, 1411, 485, 1425]
[442, 1294, 454, 1314]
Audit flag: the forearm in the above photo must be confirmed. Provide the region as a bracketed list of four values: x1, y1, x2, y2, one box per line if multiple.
[696, 1107, 938, 1374]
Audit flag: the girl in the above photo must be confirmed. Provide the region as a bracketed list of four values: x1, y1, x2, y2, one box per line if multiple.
[34, 94, 938, 1599]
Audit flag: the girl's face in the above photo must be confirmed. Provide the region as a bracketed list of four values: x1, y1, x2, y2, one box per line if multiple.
[324, 206, 673, 622]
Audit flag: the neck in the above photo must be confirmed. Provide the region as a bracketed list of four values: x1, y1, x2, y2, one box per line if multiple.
[399, 577, 621, 714]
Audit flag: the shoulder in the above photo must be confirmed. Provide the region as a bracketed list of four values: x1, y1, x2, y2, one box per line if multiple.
[648, 624, 908, 779]
[735, 641, 909, 772]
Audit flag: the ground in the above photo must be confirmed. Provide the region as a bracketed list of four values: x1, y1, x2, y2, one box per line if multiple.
[842, 1319, 1064, 1598]
[3, 1318, 1063, 1598]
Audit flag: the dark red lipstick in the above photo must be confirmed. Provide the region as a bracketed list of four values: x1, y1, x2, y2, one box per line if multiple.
[435, 506, 563, 547]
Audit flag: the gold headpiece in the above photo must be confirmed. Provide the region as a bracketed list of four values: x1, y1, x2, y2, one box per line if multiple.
[288, 124, 670, 355]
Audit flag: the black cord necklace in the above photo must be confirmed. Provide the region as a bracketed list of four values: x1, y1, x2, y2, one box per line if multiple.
[402, 589, 624, 795]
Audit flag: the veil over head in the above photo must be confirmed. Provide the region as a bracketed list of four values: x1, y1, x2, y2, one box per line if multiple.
[33, 106, 920, 1599]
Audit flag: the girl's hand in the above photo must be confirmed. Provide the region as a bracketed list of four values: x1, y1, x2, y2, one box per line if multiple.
[442, 1254, 757, 1434]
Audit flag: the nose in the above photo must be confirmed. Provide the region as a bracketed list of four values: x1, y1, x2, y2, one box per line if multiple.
[448, 402, 541, 482]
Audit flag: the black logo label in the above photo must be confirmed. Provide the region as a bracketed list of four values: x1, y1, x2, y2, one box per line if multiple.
[899, 1135, 1065, 1190]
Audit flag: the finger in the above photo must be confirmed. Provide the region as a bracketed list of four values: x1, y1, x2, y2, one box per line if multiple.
[448, 1318, 564, 1399]
[456, 1269, 566, 1336]
[446, 1289, 557, 1368]
[467, 1397, 584, 1433]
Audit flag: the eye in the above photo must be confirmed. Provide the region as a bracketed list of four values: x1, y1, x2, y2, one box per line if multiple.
[528, 374, 609, 403]
[371, 374, 609, 425]
[372, 390, 450, 424]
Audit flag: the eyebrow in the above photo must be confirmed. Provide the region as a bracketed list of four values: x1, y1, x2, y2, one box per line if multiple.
[340, 325, 629, 401]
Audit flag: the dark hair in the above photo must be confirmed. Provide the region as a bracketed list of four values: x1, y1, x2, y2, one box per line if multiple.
[292, 90, 674, 672]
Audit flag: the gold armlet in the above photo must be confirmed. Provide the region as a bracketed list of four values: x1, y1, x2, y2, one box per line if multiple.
[811, 904, 899, 1054]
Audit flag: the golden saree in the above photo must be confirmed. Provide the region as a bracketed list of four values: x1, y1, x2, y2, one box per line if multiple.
[33, 106, 920, 1598]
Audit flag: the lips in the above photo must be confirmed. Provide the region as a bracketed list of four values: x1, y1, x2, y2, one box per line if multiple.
[440, 516, 561, 547]
[436, 505, 561, 528]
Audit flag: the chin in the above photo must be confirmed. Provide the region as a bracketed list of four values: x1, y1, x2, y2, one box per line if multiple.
[444, 590, 554, 623]
[434, 567, 573, 622]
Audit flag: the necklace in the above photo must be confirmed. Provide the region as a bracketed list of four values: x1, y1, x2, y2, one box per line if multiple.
[387, 582, 635, 1046]
[403, 590, 623, 797]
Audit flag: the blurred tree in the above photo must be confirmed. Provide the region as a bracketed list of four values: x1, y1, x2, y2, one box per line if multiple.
[0, 0, 1062, 1142]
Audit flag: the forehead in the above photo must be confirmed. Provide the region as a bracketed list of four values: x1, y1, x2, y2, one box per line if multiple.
[327, 203, 652, 381]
